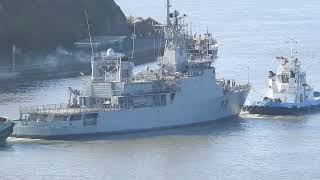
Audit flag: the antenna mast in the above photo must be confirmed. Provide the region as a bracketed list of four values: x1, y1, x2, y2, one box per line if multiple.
[12, 44, 16, 70]
[131, 23, 136, 61]
[167, 0, 171, 26]
[247, 66, 250, 84]
[85, 10, 94, 58]
[289, 39, 297, 58]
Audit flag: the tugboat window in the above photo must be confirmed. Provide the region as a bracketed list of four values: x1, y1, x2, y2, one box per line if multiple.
[278, 75, 289, 83]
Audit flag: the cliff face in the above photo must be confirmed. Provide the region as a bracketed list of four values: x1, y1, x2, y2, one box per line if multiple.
[0, 0, 130, 63]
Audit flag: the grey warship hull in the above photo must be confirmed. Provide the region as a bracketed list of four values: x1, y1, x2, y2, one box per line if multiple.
[13, 82, 250, 139]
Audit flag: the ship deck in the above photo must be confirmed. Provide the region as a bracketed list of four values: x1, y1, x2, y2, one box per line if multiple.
[19, 103, 122, 116]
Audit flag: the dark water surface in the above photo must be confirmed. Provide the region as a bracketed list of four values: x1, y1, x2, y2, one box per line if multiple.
[1, 0, 320, 179]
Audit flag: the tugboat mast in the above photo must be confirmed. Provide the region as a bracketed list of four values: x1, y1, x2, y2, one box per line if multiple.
[288, 39, 297, 58]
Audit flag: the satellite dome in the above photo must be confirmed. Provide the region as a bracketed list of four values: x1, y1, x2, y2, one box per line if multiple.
[106, 48, 115, 56]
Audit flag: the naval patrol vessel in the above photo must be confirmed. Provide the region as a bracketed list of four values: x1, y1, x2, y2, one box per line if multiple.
[244, 40, 320, 115]
[12, 1, 250, 138]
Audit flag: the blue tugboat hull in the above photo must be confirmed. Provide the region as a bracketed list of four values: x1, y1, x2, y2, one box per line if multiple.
[243, 100, 320, 115]
[244, 105, 320, 115]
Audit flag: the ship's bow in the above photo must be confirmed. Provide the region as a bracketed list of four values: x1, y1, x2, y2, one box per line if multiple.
[0, 121, 14, 142]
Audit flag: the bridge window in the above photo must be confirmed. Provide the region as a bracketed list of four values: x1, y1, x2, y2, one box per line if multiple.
[277, 75, 289, 83]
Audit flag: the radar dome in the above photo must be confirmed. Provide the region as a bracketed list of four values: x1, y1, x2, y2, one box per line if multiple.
[106, 48, 115, 56]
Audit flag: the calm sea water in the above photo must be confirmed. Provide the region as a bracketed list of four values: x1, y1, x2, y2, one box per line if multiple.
[1, 0, 320, 179]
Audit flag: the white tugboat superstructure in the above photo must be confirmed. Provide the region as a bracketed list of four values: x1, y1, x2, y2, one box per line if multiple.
[12, 1, 250, 138]
[244, 40, 320, 115]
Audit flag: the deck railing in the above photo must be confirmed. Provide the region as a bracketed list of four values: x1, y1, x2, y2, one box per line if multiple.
[19, 103, 123, 115]
[216, 79, 251, 93]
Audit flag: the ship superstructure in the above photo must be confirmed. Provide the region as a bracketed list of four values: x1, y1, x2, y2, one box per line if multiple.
[12, 1, 250, 138]
[186, 32, 218, 61]
[154, 0, 218, 70]
[244, 40, 320, 115]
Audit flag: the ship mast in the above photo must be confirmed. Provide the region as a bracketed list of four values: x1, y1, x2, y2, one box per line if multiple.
[166, 0, 171, 26]
[12, 44, 16, 70]
[131, 21, 137, 62]
[289, 39, 297, 58]
[85, 10, 94, 59]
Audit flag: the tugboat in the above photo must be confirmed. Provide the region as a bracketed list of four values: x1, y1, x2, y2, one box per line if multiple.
[11, 1, 250, 139]
[0, 117, 14, 144]
[244, 40, 320, 115]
